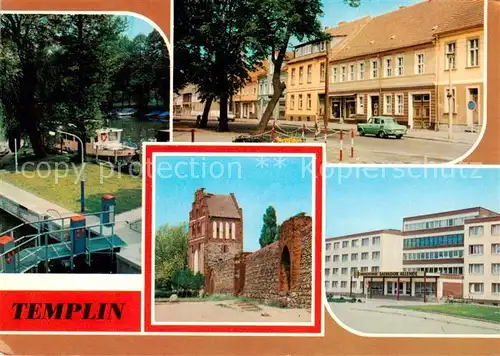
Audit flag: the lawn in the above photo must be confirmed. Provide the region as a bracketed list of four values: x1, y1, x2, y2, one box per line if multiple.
[385, 304, 500, 324]
[0, 155, 141, 214]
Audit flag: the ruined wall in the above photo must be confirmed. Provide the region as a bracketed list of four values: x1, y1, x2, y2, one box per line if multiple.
[204, 240, 243, 292]
[211, 256, 237, 295]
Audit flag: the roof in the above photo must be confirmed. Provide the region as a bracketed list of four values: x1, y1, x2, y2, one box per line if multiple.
[326, 229, 402, 242]
[288, 17, 371, 65]
[204, 193, 241, 219]
[403, 207, 498, 222]
[332, 0, 484, 61]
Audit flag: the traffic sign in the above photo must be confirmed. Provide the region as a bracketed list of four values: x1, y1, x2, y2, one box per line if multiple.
[468, 100, 476, 111]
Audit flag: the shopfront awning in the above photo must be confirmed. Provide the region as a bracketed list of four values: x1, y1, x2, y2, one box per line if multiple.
[329, 93, 357, 98]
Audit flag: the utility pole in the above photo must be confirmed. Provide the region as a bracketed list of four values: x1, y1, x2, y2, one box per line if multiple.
[323, 39, 330, 129]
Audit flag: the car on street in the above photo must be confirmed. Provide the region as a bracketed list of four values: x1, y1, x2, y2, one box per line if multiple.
[357, 116, 408, 139]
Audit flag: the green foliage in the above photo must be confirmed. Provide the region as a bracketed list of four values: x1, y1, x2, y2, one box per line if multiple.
[172, 268, 204, 296]
[259, 206, 280, 248]
[155, 223, 189, 288]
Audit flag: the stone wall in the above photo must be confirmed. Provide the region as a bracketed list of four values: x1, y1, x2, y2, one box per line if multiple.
[204, 240, 243, 292]
[211, 255, 237, 295]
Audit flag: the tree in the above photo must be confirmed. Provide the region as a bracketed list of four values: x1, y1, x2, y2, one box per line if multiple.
[251, 0, 362, 132]
[155, 223, 189, 289]
[259, 206, 280, 248]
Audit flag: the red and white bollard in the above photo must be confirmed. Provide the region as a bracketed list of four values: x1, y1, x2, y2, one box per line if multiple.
[339, 130, 344, 162]
[271, 121, 276, 142]
[350, 128, 355, 158]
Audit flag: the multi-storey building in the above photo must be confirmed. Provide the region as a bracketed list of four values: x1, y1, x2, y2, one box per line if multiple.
[187, 188, 243, 283]
[172, 84, 223, 118]
[233, 69, 263, 119]
[325, 230, 403, 296]
[327, 0, 483, 131]
[325, 207, 500, 303]
[463, 215, 500, 301]
[285, 17, 370, 122]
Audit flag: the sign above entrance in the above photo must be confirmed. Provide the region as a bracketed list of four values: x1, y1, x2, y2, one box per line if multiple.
[355, 271, 428, 278]
[468, 100, 476, 111]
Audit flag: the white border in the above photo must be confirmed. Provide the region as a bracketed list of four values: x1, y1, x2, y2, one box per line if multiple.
[323, 163, 500, 339]
[149, 150, 318, 330]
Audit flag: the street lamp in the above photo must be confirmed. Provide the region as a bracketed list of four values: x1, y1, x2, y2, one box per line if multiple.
[49, 129, 85, 213]
[446, 52, 455, 140]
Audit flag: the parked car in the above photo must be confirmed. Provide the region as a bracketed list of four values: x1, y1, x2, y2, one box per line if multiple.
[357, 116, 407, 139]
[116, 108, 137, 117]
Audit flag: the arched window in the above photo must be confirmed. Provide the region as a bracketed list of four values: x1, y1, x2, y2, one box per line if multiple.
[225, 222, 230, 239]
[213, 221, 217, 239]
[231, 222, 236, 239]
[219, 221, 224, 238]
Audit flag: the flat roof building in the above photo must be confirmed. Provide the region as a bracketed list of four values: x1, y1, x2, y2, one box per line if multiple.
[325, 207, 500, 303]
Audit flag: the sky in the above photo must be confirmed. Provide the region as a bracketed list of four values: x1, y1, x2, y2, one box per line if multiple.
[325, 167, 500, 238]
[154, 155, 314, 252]
[126, 15, 155, 38]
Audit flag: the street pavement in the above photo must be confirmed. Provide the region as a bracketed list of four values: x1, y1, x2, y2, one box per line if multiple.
[328, 298, 500, 335]
[173, 116, 481, 164]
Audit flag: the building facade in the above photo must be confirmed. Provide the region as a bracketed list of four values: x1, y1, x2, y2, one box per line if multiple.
[187, 188, 243, 284]
[325, 207, 500, 303]
[173, 84, 223, 118]
[285, 17, 370, 122]
[322, 0, 484, 131]
[256, 55, 290, 121]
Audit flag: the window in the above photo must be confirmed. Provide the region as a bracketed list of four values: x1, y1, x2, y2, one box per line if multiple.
[333, 67, 338, 83]
[307, 64, 312, 83]
[491, 224, 500, 236]
[468, 38, 479, 67]
[341, 268, 348, 275]
[372, 251, 380, 260]
[468, 264, 484, 275]
[307, 94, 312, 110]
[219, 222, 224, 238]
[361, 238, 369, 246]
[469, 226, 484, 236]
[350, 267, 357, 275]
[299, 66, 304, 84]
[361, 252, 369, 260]
[325, 268, 331, 276]
[396, 56, 404, 76]
[342, 241, 349, 248]
[291, 68, 296, 85]
[492, 264, 500, 275]
[358, 62, 365, 80]
[349, 64, 355, 81]
[332, 281, 339, 288]
[351, 239, 358, 247]
[492, 244, 500, 254]
[469, 283, 484, 294]
[341, 66, 346, 82]
[333, 255, 339, 262]
[384, 94, 393, 115]
[342, 254, 348, 262]
[320, 62, 326, 82]
[371, 266, 380, 272]
[357, 95, 364, 114]
[469, 244, 484, 255]
[326, 243, 331, 250]
[372, 236, 380, 245]
[351, 253, 358, 261]
[325, 281, 330, 288]
[444, 88, 457, 114]
[385, 58, 392, 77]
[404, 234, 465, 249]
[334, 242, 340, 250]
[290, 95, 295, 109]
[340, 281, 347, 288]
[416, 54, 425, 74]
[492, 283, 500, 294]
[445, 42, 456, 70]
[361, 267, 369, 272]
[395, 94, 404, 115]
[371, 60, 378, 78]
[298, 94, 303, 109]
[325, 255, 331, 262]
[331, 268, 339, 275]
[351, 281, 357, 289]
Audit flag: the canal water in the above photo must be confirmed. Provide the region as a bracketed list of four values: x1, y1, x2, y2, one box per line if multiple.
[106, 116, 169, 147]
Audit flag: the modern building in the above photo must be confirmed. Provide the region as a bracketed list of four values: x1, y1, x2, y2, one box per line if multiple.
[187, 188, 243, 278]
[326, 0, 484, 131]
[325, 207, 500, 303]
[285, 17, 370, 122]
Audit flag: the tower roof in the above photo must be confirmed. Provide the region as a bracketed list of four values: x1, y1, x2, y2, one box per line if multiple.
[204, 192, 241, 219]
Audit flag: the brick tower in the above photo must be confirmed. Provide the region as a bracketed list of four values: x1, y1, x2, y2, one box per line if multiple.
[187, 188, 243, 291]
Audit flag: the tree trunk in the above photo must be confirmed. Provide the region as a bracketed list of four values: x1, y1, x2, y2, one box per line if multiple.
[218, 94, 229, 132]
[257, 44, 288, 133]
[200, 98, 213, 128]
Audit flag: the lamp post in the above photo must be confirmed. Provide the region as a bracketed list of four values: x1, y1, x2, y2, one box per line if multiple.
[49, 129, 85, 213]
[446, 52, 455, 140]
